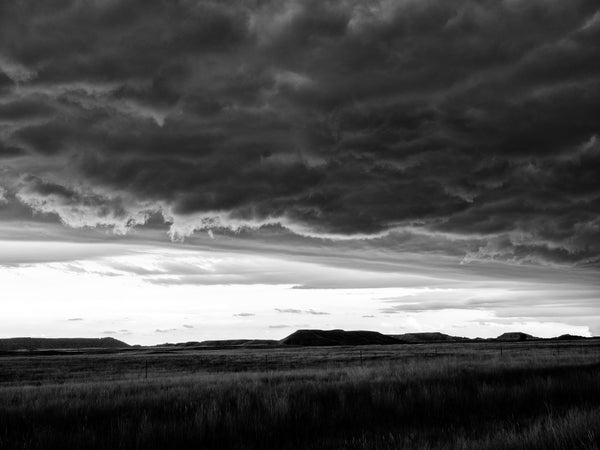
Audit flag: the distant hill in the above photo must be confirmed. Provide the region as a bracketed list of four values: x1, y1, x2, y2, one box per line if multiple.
[161, 339, 279, 348]
[0, 337, 129, 351]
[554, 334, 587, 341]
[496, 332, 538, 341]
[4, 331, 591, 351]
[280, 329, 400, 346]
[278, 329, 590, 346]
[392, 332, 459, 343]
[198, 339, 278, 347]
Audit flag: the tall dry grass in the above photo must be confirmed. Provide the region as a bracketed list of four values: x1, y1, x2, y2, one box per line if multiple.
[1, 348, 599, 449]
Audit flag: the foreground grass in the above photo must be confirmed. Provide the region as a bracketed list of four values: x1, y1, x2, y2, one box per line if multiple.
[1, 350, 600, 449]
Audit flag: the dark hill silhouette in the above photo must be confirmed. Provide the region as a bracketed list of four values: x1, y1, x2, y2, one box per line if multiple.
[198, 339, 278, 347]
[161, 339, 278, 348]
[3, 331, 592, 350]
[280, 329, 400, 346]
[279, 329, 593, 346]
[391, 332, 460, 343]
[496, 332, 537, 341]
[554, 334, 587, 341]
[0, 337, 129, 351]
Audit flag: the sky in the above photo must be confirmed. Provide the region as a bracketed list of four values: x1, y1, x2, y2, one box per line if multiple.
[0, 0, 599, 345]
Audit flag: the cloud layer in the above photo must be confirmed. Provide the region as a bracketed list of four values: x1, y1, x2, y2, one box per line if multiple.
[0, 0, 599, 266]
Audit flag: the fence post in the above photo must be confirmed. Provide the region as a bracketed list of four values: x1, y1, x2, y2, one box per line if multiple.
[264, 355, 268, 372]
[360, 350, 363, 367]
[145, 360, 148, 379]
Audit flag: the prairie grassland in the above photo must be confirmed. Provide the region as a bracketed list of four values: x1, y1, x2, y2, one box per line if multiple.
[0, 341, 599, 449]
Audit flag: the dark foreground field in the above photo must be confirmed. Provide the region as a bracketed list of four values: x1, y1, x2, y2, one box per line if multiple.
[1, 340, 600, 449]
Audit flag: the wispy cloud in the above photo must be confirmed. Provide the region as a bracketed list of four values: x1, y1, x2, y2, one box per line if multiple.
[275, 308, 302, 314]
[275, 308, 330, 315]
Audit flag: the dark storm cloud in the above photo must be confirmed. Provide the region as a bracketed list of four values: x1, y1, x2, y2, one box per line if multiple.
[0, 142, 26, 158]
[0, 99, 54, 122]
[1, 0, 600, 266]
[13, 175, 148, 231]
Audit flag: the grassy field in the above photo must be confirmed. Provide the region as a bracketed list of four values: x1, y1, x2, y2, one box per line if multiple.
[1, 340, 600, 449]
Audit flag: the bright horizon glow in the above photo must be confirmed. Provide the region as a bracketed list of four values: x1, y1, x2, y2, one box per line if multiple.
[1, 239, 597, 345]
